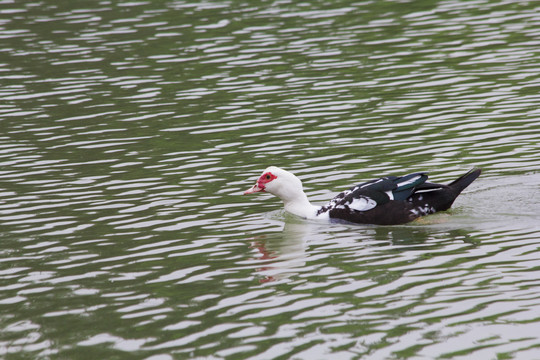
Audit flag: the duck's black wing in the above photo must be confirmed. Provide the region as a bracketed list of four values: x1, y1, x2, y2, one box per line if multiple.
[317, 169, 481, 225]
[317, 172, 429, 225]
[407, 168, 482, 213]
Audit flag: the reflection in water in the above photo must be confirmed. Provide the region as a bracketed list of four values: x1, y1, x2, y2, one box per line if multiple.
[249, 218, 484, 284]
[250, 222, 310, 283]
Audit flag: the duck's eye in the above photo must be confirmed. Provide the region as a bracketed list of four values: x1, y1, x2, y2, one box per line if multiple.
[266, 174, 271, 180]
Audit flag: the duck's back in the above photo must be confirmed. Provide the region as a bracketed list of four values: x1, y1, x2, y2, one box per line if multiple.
[317, 168, 481, 225]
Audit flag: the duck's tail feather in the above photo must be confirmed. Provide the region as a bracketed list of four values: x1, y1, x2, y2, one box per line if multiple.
[448, 168, 482, 194]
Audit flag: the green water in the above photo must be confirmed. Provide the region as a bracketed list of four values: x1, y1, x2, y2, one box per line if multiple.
[1, 0, 540, 359]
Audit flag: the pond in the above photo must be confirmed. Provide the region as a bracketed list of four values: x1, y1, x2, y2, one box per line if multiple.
[1, 0, 540, 359]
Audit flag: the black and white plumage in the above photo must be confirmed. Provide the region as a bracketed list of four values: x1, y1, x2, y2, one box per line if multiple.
[244, 166, 481, 225]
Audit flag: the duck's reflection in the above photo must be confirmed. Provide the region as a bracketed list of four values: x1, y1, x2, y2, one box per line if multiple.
[248, 216, 481, 283]
[249, 222, 311, 283]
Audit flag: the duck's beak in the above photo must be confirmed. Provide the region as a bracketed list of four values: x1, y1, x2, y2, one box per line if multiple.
[244, 184, 264, 195]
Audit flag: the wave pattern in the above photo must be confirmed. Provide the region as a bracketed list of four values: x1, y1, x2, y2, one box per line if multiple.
[1, 0, 540, 359]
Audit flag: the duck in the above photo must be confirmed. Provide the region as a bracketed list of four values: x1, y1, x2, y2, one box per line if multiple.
[244, 166, 481, 225]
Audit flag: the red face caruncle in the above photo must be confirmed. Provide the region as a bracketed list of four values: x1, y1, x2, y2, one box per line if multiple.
[257, 172, 277, 191]
[244, 170, 278, 195]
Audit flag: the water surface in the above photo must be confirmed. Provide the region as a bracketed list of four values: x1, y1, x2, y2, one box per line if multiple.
[1, 0, 540, 359]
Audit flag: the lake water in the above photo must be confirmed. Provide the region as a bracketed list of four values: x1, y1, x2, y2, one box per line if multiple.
[1, 0, 540, 359]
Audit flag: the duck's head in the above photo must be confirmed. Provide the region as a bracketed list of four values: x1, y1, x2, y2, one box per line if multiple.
[244, 166, 304, 201]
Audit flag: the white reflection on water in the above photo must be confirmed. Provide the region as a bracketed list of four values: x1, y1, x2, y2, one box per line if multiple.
[247, 221, 310, 283]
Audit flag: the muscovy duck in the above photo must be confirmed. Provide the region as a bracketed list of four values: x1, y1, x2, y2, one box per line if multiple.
[244, 166, 481, 225]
